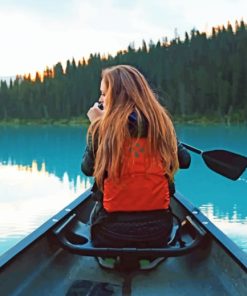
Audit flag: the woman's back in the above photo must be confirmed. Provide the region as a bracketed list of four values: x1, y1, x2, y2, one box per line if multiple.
[81, 65, 189, 256]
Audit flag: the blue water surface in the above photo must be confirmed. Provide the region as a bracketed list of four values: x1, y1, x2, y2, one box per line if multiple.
[175, 124, 247, 253]
[0, 124, 246, 256]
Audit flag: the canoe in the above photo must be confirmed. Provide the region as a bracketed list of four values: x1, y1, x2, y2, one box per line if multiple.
[0, 187, 246, 296]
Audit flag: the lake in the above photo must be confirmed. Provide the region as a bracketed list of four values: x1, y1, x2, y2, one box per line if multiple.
[0, 124, 246, 256]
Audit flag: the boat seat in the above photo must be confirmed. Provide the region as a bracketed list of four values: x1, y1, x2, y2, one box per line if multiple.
[53, 212, 206, 258]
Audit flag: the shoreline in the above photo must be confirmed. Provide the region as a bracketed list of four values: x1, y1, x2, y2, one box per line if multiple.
[0, 115, 246, 126]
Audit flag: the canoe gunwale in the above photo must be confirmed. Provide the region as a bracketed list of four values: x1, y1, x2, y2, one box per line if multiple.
[174, 191, 247, 272]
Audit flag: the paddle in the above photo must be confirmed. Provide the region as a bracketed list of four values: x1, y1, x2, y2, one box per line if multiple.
[181, 143, 247, 180]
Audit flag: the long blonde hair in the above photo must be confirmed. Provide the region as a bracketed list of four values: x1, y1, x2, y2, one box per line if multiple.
[88, 65, 179, 190]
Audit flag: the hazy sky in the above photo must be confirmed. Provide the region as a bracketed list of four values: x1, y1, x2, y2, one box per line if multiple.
[0, 0, 246, 76]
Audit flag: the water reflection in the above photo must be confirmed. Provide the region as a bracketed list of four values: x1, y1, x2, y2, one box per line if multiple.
[0, 161, 92, 256]
[200, 203, 247, 252]
[0, 125, 88, 182]
[0, 125, 246, 256]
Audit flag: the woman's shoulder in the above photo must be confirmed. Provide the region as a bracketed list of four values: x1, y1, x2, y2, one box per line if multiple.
[128, 112, 148, 137]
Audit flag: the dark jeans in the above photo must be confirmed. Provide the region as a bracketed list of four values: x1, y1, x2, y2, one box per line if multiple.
[90, 203, 173, 248]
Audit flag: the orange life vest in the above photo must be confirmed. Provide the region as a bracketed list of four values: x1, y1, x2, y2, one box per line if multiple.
[103, 138, 170, 212]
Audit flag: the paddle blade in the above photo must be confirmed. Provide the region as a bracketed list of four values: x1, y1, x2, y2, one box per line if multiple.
[202, 150, 247, 180]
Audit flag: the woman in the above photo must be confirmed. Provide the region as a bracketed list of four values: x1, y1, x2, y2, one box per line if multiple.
[81, 65, 190, 269]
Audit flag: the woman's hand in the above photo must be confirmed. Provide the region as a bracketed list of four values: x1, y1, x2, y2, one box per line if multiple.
[87, 103, 104, 122]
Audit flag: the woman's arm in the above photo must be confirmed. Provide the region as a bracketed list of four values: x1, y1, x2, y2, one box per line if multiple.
[169, 142, 191, 196]
[177, 141, 191, 169]
[81, 134, 95, 176]
[82, 103, 103, 176]
[81, 145, 95, 176]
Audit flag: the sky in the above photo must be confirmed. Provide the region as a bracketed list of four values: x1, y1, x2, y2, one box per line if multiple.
[0, 0, 246, 77]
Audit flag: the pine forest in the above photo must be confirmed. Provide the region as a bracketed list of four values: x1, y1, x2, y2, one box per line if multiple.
[0, 20, 246, 124]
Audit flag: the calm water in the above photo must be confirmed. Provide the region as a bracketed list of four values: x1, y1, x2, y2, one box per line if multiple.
[0, 124, 246, 257]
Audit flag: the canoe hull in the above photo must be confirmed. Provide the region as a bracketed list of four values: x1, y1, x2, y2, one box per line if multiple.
[0, 189, 246, 296]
